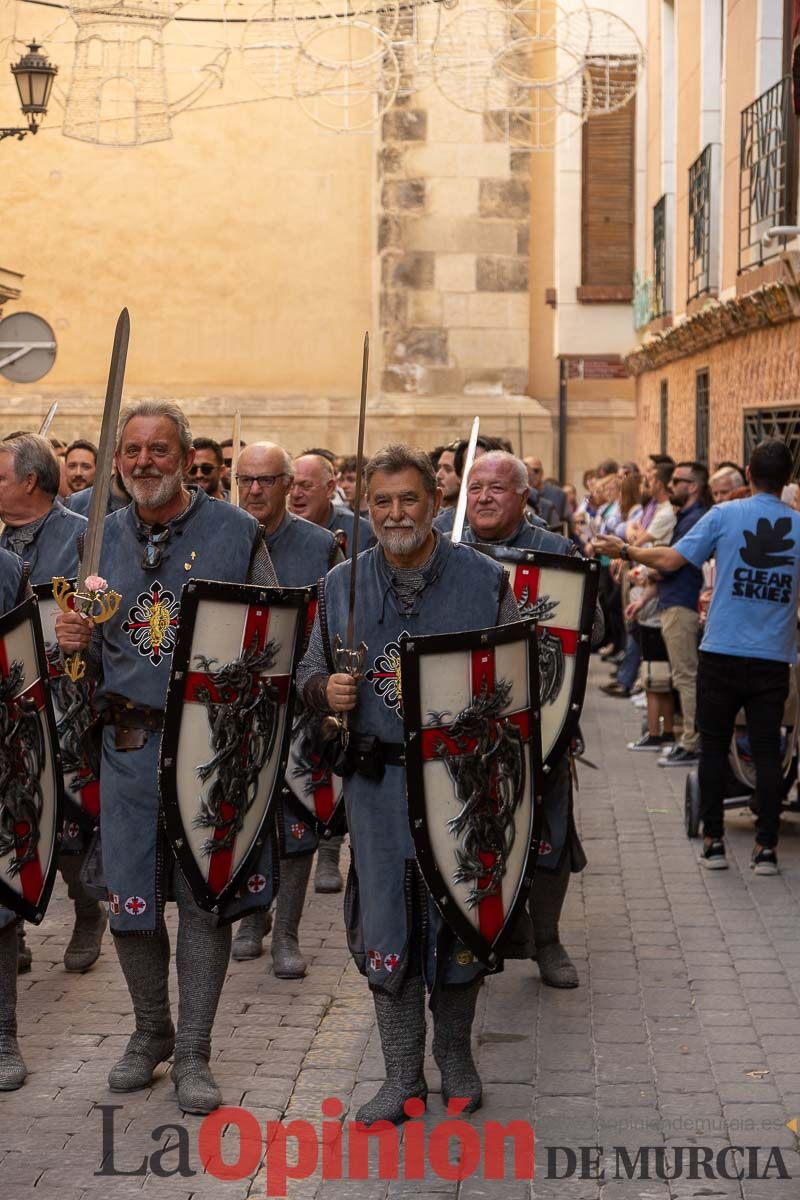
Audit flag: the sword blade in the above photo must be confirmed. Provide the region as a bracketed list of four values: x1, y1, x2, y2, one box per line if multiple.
[345, 332, 369, 652]
[39, 401, 58, 438]
[79, 308, 130, 588]
[229, 410, 242, 506]
[451, 416, 480, 544]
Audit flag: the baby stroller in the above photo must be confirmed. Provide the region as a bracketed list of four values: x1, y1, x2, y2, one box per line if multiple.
[684, 682, 800, 837]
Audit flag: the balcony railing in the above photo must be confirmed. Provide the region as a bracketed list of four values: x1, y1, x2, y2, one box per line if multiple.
[739, 76, 796, 273]
[653, 195, 669, 318]
[688, 144, 713, 302]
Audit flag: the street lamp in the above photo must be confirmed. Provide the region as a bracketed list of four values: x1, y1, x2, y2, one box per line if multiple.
[2, 42, 57, 143]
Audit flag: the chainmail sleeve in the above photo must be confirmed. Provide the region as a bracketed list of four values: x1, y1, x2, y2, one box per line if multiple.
[246, 532, 279, 587]
[296, 609, 331, 711]
[497, 573, 522, 625]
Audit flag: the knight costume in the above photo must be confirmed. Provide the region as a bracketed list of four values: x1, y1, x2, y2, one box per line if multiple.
[297, 531, 520, 1124]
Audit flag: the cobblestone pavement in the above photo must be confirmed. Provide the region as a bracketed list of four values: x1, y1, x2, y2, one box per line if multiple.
[4, 663, 800, 1199]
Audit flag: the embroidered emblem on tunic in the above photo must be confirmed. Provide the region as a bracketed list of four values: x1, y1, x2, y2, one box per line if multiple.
[384, 953, 399, 973]
[247, 873, 267, 894]
[368, 949, 382, 971]
[108, 892, 120, 915]
[124, 895, 147, 916]
[290, 822, 306, 840]
[122, 582, 180, 665]
[366, 636, 408, 713]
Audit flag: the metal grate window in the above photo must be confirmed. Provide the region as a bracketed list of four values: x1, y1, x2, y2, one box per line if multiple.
[695, 370, 710, 465]
[739, 76, 796, 273]
[688, 145, 713, 302]
[653, 195, 669, 317]
[744, 408, 800, 477]
[660, 380, 668, 456]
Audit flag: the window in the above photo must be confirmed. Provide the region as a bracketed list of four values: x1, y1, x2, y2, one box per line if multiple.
[687, 145, 713, 302]
[695, 370, 710, 465]
[580, 63, 636, 296]
[653, 196, 669, 317]
[660, 380, 669, 455]
[744, 408, 800, 476]
[738, 77, 796, 271]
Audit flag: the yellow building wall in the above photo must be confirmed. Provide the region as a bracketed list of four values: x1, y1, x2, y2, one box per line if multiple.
[721, 0, 758, 293]
[0, 7, 376, 400]
[674, 0, 702, 318]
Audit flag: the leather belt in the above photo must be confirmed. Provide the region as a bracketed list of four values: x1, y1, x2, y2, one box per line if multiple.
[104, 694, 164, 751]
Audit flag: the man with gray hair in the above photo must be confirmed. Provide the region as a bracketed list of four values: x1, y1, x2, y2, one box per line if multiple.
[0, 434, 108, 977]
[709, 465, 745, 505]
[289, 451, 374, 559]
[233, 441, 344, 968]
[461, 449, 595, 988]
[297, 443, 521, 1125]
[54, 399, 279, 1115]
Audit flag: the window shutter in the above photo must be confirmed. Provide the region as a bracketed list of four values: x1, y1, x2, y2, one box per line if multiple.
[581, 70, 636, 289]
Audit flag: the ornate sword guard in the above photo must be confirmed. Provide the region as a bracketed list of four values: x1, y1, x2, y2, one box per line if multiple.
[51, 575, 122, 683]
[332, 635, 367, 679]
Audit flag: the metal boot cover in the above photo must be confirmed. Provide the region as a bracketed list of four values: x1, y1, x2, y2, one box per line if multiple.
[271, 854, 312, 978]
[232, 909, 272, 961]
[356, 974, 428, 1126]
[314, 837, 344, 893]
[0, 924, 26, 1090]
[432, 979, 483, 1112]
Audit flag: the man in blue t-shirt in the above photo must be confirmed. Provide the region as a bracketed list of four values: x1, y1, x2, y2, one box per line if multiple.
[595, 438, 800, 875]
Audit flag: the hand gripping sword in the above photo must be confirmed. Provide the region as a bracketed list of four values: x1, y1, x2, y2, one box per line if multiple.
[52, 309, 129, 682]
[321, 333, 370, 747]
[451, 415, 480, 544]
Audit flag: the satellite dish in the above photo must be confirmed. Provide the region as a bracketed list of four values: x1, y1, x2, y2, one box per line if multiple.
[0, 311, 57, 383]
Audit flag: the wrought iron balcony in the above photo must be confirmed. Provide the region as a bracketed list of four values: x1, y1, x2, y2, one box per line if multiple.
[688, 144, 713, 302]
[739, 76, 796, 273]
[653, 195, 669, 318]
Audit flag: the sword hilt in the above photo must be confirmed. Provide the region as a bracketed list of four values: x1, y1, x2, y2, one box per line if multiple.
[52, 576, 122, 684]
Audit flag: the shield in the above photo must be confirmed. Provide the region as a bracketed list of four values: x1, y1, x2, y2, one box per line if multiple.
[471, 544, 599, 772]
[0, 596, 63, 923]
[160, 580, 311, 913]
[400, 618, 543, 969]
[34, 581, 100, 833]
[284, 710, 345, 835]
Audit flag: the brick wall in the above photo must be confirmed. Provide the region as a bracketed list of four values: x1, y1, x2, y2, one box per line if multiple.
[635, 321, 800, 466]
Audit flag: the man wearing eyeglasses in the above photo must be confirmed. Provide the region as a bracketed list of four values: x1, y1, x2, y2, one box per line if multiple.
[289, 452, 374, 559]
[460, 451, 597, 990]
[187, 437, 227, 500]
[54, 400, 279, 1116]
[235, 442, 346, 968]
[0, 433, 110, 979]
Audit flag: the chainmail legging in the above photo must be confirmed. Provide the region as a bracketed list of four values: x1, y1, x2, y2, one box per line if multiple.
[113, 870, 232, 1061]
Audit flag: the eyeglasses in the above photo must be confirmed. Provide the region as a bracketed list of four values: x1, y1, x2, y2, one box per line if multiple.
[290, 480, 321, 494]
[142, 523, 170, 570]
[236, 474, 291, 490]
[188, 463, 216, 477]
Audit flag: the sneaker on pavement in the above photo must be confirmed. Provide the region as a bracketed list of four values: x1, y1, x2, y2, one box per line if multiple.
[657, 745, 699, 767]
[631, 693, 647, 709]
[750, 846, 779, 876]
[628, 732, 674, 752]
[600, 682, 630, 698]
[699, 840, 728, 870]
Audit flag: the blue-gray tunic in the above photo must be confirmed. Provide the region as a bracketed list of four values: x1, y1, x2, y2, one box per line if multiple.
[90, 490, 277, 932]
[64, 484, 129, 518]
[265, 512, 342, 856]
[0, 502, 86, 585]
[463, 518, 586, 873]
[325, 504, 375, 558]
[0, 547, 27, 931]
[300, 536, 510, 993]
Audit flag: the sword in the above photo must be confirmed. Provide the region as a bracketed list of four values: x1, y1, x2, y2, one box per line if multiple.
[451, 416, 480, 544]
[0, 401, 59, 541]
[229, 409, 242, 506]
[52, 308, 129, 682]
[322, 333, 369, 748]
[39, 400, 58, 439]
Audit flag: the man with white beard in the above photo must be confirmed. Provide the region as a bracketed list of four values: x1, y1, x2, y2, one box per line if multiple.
[55, 400, 279, 1115]
[297, 443, 521, 1126]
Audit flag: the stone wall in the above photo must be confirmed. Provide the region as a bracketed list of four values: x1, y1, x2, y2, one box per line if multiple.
[635, 321, 800, 466]
[378, 51, 530, 400]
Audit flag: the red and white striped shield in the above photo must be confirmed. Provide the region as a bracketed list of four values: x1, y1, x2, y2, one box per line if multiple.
[284, 712, 344, 833]
[35, 582, 100, 833]
[0, 595, 63, 924]
[160, 580, 311, 913]
[470, 545, 599, 771]
[400, 619, 543, 969]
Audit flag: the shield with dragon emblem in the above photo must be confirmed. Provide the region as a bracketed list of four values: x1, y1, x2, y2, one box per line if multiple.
[34, 582, 100, 834]
[159, 580, 311, 912]
[284, 709, 345, 835]
[0, 596, 63, 923]
[470, 545, 598, 772]
[400, 619, 543, 969]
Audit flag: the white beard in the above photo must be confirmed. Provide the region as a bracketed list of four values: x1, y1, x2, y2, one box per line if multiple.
[125, 469, 183, 510]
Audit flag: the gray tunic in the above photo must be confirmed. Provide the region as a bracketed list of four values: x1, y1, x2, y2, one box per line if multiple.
[0, 547, 28, 930]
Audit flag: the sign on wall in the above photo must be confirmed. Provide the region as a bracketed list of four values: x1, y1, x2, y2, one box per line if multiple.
[0, 312, 57, 383]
